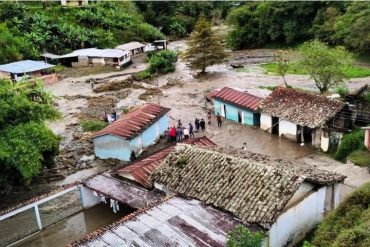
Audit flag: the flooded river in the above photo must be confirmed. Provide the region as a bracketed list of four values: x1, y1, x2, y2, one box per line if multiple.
[10, 203, 132, 247]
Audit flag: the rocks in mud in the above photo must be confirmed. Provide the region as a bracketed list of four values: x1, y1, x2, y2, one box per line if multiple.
[229, 49, 275, 67]
[93, 77, 143, 93]
[138, 88, 163, 100]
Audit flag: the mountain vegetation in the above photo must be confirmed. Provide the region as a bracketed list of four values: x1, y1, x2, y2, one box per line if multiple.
[226, 2, 370, 55]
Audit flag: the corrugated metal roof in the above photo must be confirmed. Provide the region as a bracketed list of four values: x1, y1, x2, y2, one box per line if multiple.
[92, 103, 171, 140]
[213, 87, 262, 111]
[117, 137, 216, 188]
[83, 174, 163, 209]
[70, 197, 250, 247]
[0, 60, 55, 74]
[116, 42, 145, 51]
[259, 87, 345, 128]
[42, 48, 129, 59]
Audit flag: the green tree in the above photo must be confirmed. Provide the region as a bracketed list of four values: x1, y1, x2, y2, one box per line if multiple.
[275, 50, 290, 87]
[183, 15, 228, 74]
[0, 80, 60, 188]
[299, 40, 353, 94]
[148, 50, 177, 74]
[226, 225, 264, 247]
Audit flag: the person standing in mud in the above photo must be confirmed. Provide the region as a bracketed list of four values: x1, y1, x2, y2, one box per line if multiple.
[183, 127, 189, 140]
[189, 123, 194, 138]
[207, 110, 212, 124]
[130, 151, 136, 161]
[103, 111, 108, 123]
[176, 125, 183, 141]
[217, 113, 222, 127]
[112, 110, 117, 121]
[200, 119, 206, 130]
[195, 118, 200, 131]
[170, 126, 177, 143]
[177, 119, 182, 128]
[165, 128, 170, 142]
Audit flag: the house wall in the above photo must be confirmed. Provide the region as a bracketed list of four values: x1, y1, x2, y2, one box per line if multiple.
[93, 135, 131, 161]
[72, 57, 89, 67]
[268, 186, 327, 247]
[91, 58, 105, 66]
[279, 120, 297, 141]
[260, 113, 272, 131]
[158, 114, 169, 133]
[79, 185, 100, 209]
[129, 135, 143, 156]
[0, 71, 11, 80]
[213, 99, 258, 126]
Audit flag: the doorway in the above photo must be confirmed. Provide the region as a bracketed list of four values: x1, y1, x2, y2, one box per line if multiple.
[220, 104, 226, 118]
[238, 111, 243, 124]
[297, 126, 313, 143]
[271, 117, 279, 135]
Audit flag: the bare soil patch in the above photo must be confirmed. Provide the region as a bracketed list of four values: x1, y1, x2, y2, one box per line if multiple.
[138, 88, 163, 101]
[60, 66, 121, 78]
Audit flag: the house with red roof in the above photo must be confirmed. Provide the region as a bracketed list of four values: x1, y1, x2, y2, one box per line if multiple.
[92, 103, 170, 161]
[212, 87, 263, 126]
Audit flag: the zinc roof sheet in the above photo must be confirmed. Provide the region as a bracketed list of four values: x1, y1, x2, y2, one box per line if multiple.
[213, 87, 262, 111]
[0, 60, 55, 74]
[116, 42, 145, 51]
[92, 103, 170, 140]
[71, 197, 249, 247]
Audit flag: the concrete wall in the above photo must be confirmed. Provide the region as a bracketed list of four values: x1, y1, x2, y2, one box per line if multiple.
[91, 58, 105, 66]
[285, 182, 315, 208]
[260, 113, 272, 132]
[279, 120, 297, 141]
[129, 135, 143, 156]
[141, 122, 159, 148]
[79, 185, 100, 209]
[158, 114, 169, 133]
[0, 71, 10, 80]
[365, 129, 370, 150]
[213, 99, 258, 126]
[268, 186, 327, 247]
[93, 135, 131, 161]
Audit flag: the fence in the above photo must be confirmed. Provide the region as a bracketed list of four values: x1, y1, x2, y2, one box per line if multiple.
[0, 185, 82, 247]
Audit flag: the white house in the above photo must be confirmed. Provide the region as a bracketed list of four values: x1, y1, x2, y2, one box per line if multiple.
[116, 42, 146, 56]
[259, 87, 354, 151]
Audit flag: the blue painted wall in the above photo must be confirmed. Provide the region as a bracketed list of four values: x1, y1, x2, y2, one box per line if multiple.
[214, 99, 259, 126]
[93, 135, 131, 161]
[94, 114, 169, 161]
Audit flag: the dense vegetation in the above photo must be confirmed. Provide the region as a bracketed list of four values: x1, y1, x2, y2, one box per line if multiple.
[227, 2, 370, 55]
[335, 129, 369, 166]
[81, 120, 108, 132]
[136, 1, 237, 38]
[306, 182, 370, 247]
[226, 225, 264, 247]
[0, 1, 164, 63]
[0, 80, 60, 189]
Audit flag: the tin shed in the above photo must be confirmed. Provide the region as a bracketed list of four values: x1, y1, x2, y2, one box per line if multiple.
[213, 87, 262, 126]
[92, 103, 170, 161]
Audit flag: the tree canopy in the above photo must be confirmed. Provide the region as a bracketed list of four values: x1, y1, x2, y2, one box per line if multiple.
[183, 15, 228, 74]
[0, 80, 60, 189]
[299, 40, 353, 94]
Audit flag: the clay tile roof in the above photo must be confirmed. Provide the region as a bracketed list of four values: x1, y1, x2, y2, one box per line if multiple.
[70, 197, 251, 247]
[150, 144, 305, 228]
[117, 137, 216, 189]
[213, 87, 262, 111]
[92, 103, 170, 140]
[259, 87, 345, 128]
[202, 146, 346, 185]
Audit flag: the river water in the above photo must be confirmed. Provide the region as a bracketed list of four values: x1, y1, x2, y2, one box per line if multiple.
[11, 203, 132, 247]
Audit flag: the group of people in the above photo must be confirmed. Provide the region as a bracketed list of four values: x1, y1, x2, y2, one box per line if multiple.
[103, 110, 117, 123]
[166, 119, 195, 143]
[206, 110, 223, 127]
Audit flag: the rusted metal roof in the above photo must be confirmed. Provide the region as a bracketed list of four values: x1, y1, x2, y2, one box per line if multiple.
[117, 137, 216, 189]
[92, 103, 170, 140]
[213, 87, 262, 111]
[83, 174, 163, 209]
[259, 87, 345, 128]
[70, 197, 253, 247]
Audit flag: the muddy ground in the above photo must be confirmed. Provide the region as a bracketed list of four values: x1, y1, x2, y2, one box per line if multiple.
[1, 40, 370, 210]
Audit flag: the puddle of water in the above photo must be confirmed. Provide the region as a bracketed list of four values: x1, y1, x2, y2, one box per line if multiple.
[12, 203, 131, 247]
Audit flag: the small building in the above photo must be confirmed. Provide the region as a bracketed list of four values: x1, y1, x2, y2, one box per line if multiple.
[150, 144, 346, 247]
[60, 0, 88, 6]
[346, 84, 370, 125]
[42, 48, 131, 68]
[153, 40, 168, 50]
[259, 87, 354, 151]
[92, 103, 170, 161]
[116, 42, 146, 56]
[0, 60, 57, 84]
[213, 87, 262, 126]
[363, 126, 370, 150]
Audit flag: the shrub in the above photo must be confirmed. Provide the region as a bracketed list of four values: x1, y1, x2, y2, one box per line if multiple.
[310, 182, 370, 247]
[81, 120, 108, 132]
[54, 64, 64, 73]
[335, 85, 349, 96]
[348, 150, 370, 167]
[226, 225, 264, 247]
[132, 70, 152, 81]
[148, 50, 177, 74]
[335, 130, 364, 161]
